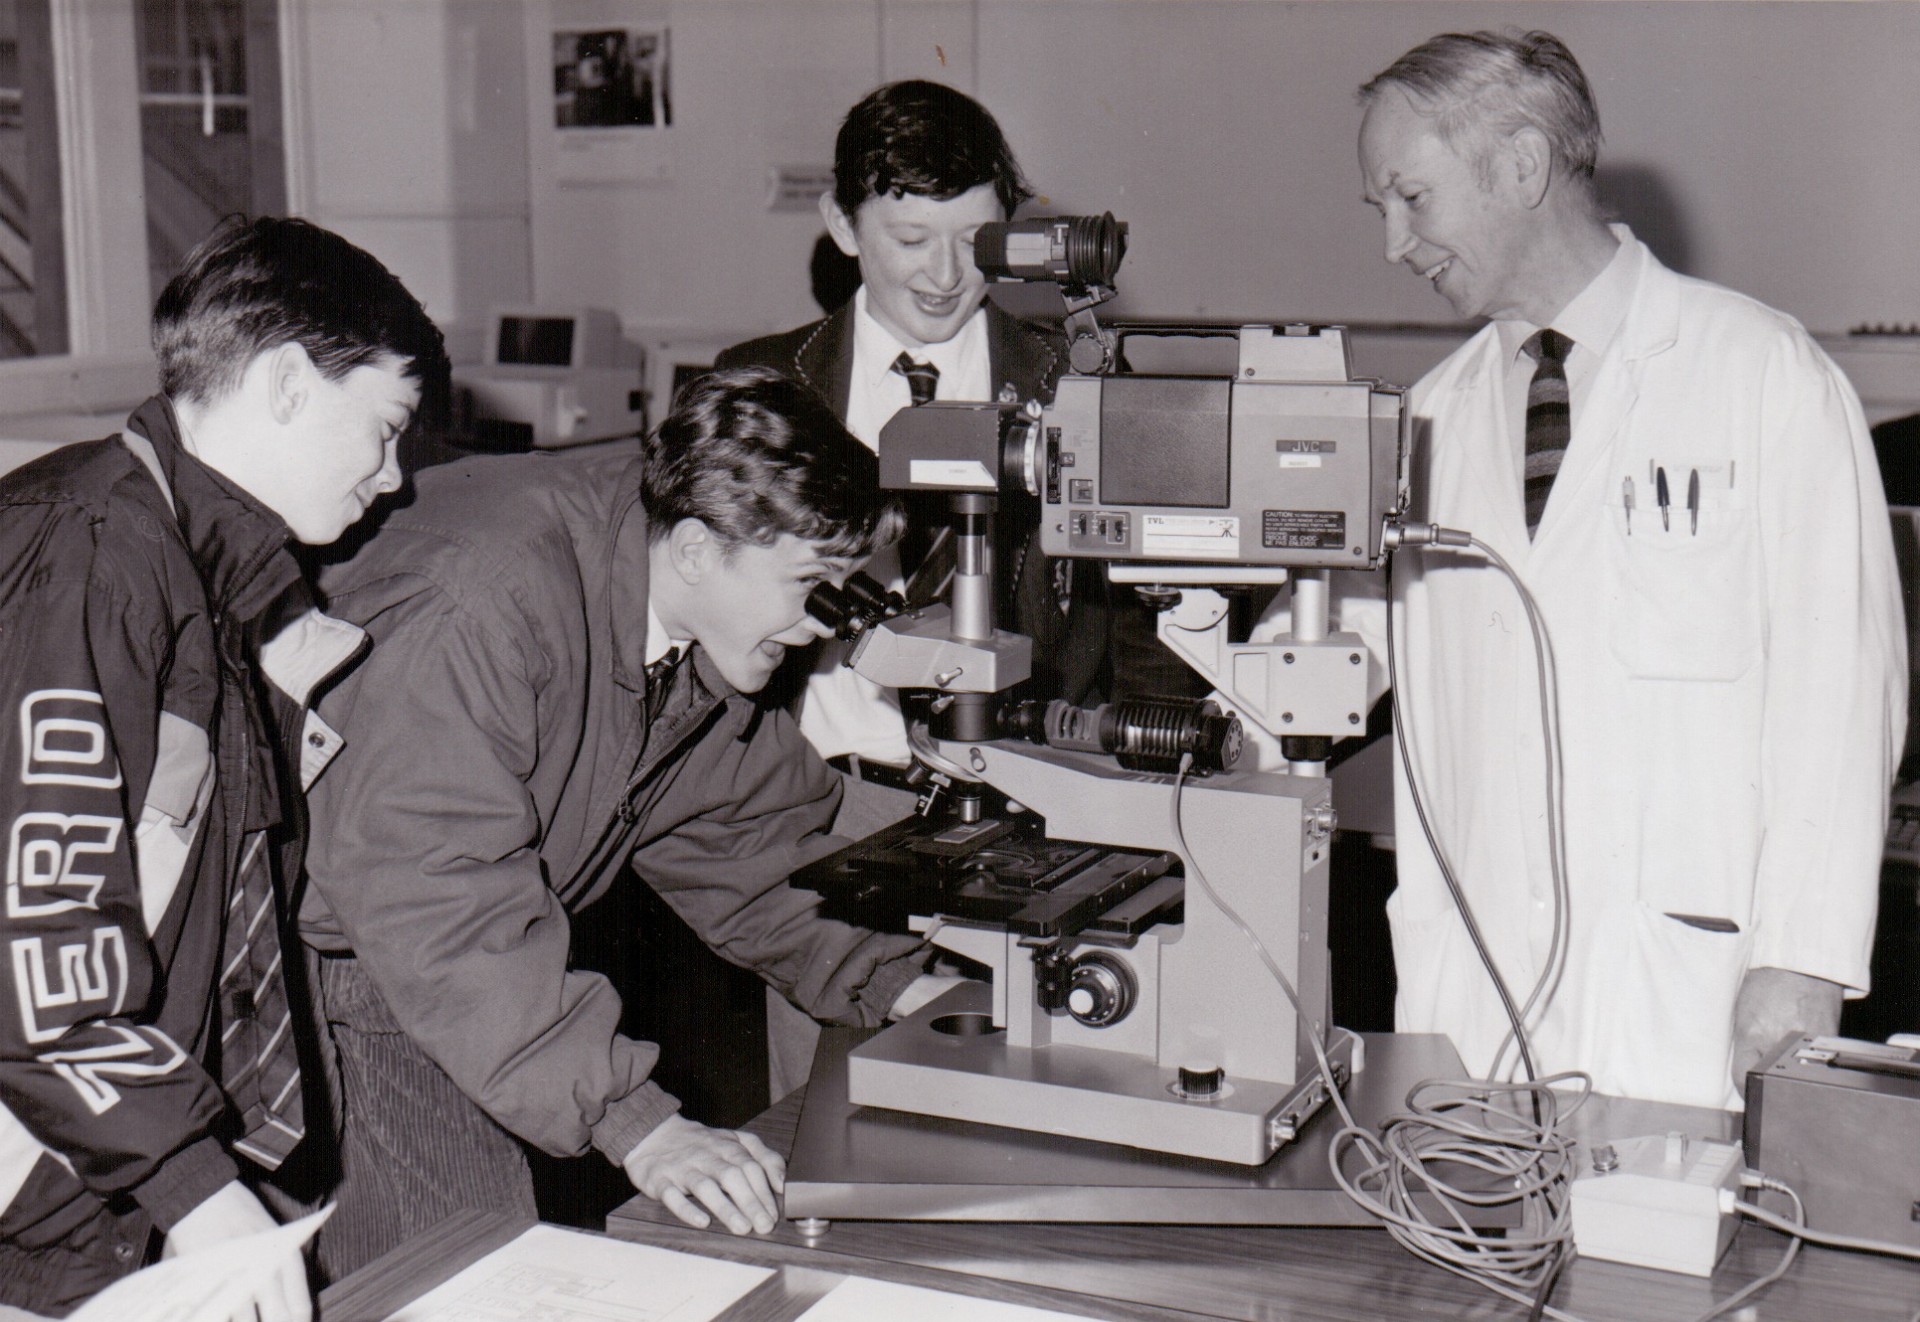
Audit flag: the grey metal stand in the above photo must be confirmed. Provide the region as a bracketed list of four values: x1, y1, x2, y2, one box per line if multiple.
[784, 1023, 1472, 1226]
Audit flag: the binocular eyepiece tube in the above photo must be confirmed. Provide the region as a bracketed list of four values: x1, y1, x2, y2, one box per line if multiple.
[804, 572, 903, 644]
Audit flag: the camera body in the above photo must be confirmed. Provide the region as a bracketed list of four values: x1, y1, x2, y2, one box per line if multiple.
[876, 324, 1408, 571]
[1037, 325, 1406, 569]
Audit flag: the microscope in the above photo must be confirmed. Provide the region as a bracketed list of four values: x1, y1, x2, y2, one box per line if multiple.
[796, 215, 1409, 1168]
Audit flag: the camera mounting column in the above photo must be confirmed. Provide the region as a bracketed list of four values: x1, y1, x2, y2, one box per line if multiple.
[949, 493, 995, 644]
[941, 492, 998, 755]
[1283, 570, 1336, 776]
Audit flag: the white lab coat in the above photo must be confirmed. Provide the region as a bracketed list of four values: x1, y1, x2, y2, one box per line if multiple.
[1345, 231, 1903, 1109]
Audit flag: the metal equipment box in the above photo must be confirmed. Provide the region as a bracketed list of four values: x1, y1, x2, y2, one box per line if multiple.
[1744, 1033, 1920, 1249]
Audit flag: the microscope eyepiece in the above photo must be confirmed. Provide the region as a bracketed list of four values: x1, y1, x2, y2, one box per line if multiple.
[974, 213, 1128, 289]
[804, 571, 904, 645]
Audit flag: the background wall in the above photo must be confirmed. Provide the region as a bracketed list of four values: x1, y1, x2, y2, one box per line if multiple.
[513, 1, 1917, 332]
[263, 0, 1920, 410]
[282, 0, 532, 356]
[975, 1, 1919, 335]
[282, 2, 1917, 327]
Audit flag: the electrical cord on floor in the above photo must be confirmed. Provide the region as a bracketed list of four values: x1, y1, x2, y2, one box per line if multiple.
[1730, 1192, 1920, 1263]
[1526, 1248, 1571, 1322]
[1326, 1072, 1590, 1319]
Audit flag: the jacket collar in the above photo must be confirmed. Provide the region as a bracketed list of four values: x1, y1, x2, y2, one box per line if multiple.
[600, 458, 736, 705]
[791, 307, 856, 418]
[1604, 225, 1681, 364]
[983, 301, 1066, 402]
[604, 457, 656, 696]
[125, 395, 302, 627]
[794, 297, 1067, 414]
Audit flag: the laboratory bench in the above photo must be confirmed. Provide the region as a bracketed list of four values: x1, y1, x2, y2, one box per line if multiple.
[319, 1028, 1920, 1322]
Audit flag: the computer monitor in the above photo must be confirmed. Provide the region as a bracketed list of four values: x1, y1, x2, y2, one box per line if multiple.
[483, 306, 629, 371]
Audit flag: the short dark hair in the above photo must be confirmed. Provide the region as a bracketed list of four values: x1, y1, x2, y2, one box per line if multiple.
[645, 367, 906, 559]
[152, 215, 448, 407]
[831, 80, 1032, 218]
[1360, 30, 1603, 189]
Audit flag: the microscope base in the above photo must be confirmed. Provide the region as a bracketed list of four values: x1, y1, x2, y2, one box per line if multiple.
[786, 1022, 1473, 1226]
[848, 985, 1349, 1166]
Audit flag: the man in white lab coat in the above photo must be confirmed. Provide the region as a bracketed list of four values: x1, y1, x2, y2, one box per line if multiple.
[1353, 30, 1904, 1108]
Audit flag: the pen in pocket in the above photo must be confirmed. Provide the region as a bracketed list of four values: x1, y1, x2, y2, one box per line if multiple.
[1664, 912, 1741, 933]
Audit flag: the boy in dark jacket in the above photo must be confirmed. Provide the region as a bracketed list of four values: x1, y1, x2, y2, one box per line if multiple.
[0, 217, 444, 1318]
[719, 80, 1195, 1096]
[719, 80, 1083, 820]
[295, 368, 942, 1281]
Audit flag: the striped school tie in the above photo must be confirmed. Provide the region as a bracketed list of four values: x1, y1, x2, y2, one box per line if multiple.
[219, 829, 304, 1169]
[890, 353, 940, 406]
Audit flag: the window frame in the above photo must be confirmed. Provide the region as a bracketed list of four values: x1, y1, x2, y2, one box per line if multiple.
[2, 0, 292, 417]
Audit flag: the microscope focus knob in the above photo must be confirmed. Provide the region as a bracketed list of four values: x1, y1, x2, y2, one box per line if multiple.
[1177, 1064, 1226, 1098]
[1065, 952, 1135, 1027]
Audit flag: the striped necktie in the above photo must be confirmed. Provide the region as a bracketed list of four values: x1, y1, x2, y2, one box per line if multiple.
[890, 353, 940, 406]
[219, 828, 303, 1169]
[1522, 329, 1574, 537]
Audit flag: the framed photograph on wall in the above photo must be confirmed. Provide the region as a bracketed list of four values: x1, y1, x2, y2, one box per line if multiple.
[540, 2, 673, 185]
[553, 26, 670, 130]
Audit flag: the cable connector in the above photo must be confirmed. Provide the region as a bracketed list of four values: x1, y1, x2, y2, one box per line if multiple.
[1383, 519, 1474, 549]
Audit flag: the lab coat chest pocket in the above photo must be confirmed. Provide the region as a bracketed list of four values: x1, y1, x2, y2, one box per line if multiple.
[1605, 483, 1760, 682]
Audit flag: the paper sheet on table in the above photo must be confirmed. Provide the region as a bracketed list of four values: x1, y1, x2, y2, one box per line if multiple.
[385, 1223, 773, 1322]
[60, 1205, 333, 1322]
[797, 1275, 1104, 1321]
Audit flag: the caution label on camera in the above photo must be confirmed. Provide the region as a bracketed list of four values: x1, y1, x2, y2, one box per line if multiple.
[1263, 510, 1346, 550]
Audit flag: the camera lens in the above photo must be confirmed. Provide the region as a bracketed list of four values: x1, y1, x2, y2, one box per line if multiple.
[999, 696, 1241, 775]
[1059, 213, 1127, 287]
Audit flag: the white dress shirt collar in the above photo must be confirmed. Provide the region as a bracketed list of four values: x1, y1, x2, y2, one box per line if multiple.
[842, 287, 992, 452]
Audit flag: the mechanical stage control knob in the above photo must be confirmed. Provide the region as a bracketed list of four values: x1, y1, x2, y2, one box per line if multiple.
[1064, 952, 1136, 1027]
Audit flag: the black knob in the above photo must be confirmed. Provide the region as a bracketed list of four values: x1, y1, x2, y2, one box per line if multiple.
[1178, 1064, 1225, 1097]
